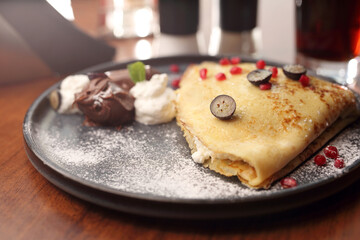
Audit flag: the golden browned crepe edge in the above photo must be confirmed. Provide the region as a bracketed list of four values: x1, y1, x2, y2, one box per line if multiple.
[176, 110, 358, 189]
[256, 109, 358, 188]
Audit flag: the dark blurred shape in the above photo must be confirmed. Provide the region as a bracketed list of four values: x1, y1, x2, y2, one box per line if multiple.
[209, 0, 258, 55]
[0, 0, 115, 84]
[0, 13, 53, 84]
[158, 0, 199, 35]
[296, 0, 360, 61]
[220, 0, 257, 32]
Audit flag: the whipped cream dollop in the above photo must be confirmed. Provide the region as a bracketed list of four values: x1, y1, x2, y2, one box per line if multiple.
[58, 75, 90, 114]
[192, 136, 212, 164]
[130, 73, 176, 125]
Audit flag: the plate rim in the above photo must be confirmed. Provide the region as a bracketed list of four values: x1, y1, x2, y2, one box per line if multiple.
[22, 54, 360, 217]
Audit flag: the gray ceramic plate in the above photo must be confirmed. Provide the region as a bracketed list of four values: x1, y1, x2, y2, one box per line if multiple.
[23, 55, 360, 219]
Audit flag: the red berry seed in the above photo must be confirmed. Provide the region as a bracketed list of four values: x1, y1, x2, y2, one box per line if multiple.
[314, 154, 326, 166]
[215, 72, 227, 81]
[230, 66, 242, 75]
[230, 57, 241, 65]
[259, 82, 272, 90]
[219, 58, 230, 65]
[281, 177, 297, 189]
[299, 75, 310, 87]
[324, 146, 338, 159]
[199, 68, 207, 80]
[256, 60, 266, 69]
[334, 157, 345, 169]
[171, 78, 181, 88]
[270, 67, 278, 78]
[170, 64, 179, 73]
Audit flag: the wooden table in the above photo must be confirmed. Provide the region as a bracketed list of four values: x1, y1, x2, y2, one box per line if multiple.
[2, 1, 360, 239]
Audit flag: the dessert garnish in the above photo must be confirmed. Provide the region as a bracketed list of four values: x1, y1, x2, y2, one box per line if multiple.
[280, 177, 297, 189]
[259, 82, 272, 90]
[334, 157, 345, 169]
[219, 58, 230, 65]
[49, 90, 61, 110]
[215, 73, 227, 81]
[130, 73, 176, 125]
[210, 95, 236, 120]
[314, 154, 326, 166]
[270, 67, 278, 78]
[171, 78, 181, 89]
[299, 75, 310, 87]
[247, 69, 272, 86]
[256, 59, 266, 69]
[199, 68, 207, 80]
[282, 64, 307, 80]
[51, 60, 172, 128]
[324, 146, 338, 159]
[74, 76, 135, 127]
[107, 66, 158, 85]
[127, 61, 146, 83]
[72, 62, 158, 127]
[49, 74, 90, 114]
[314, 146, 347, 169]
[230, 66, 242, 75]
[170, 64, 180, 73]
[230, 57, 241, 65]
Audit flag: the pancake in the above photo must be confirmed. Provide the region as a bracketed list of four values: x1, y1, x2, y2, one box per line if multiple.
[175, 61, 358, 189]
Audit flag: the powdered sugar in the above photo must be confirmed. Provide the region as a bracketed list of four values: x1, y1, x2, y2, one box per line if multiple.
[30, 108, 360, 200]
[283, 121, 360, 185]
[32, 113, 262, 199]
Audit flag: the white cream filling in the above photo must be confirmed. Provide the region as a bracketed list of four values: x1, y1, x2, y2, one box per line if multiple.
[192, 136, 213, 164]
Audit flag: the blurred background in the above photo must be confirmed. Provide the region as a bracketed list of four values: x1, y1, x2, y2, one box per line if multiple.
[70, 0, 296, 63]
[0, 0, 359, 88]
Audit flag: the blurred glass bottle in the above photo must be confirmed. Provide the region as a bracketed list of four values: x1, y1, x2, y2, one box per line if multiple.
[98, 0, 156, 39]
[154, 0, 200, 56]
[209, 0, 258, 56]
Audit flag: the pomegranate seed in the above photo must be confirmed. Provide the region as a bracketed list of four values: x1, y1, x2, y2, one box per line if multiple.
[281, 177, 297, 189]
[270, 67, 278, 78]
[215, 72, 226, 81]
[219, 58, 230, 65]
[170, 64, 179, 73]
[334, 157, 345, 169]
[324, 146, 338, 159]
[171, 78, 181, 88]
[299, 75, 310, 87]
[230, 66, 242, 75]
[230, 57, 241, 65]
[256, 60, 266, 69]
[199, 68, 207, 80]
[314, 154, 326, 166]
[259, 82, 272, 90]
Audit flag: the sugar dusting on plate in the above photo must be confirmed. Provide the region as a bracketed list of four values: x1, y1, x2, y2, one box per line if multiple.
[31, 110, 360, 201]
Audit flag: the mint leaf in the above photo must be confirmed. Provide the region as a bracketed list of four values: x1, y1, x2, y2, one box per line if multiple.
[127, 61, 146, 83]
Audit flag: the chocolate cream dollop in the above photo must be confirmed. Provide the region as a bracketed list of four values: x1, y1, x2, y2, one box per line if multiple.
[74, 67, 158, 127]
[74, 76, 135, 127]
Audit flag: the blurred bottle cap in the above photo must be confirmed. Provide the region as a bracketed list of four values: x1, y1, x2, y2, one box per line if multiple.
[158, 0, 199, 35]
